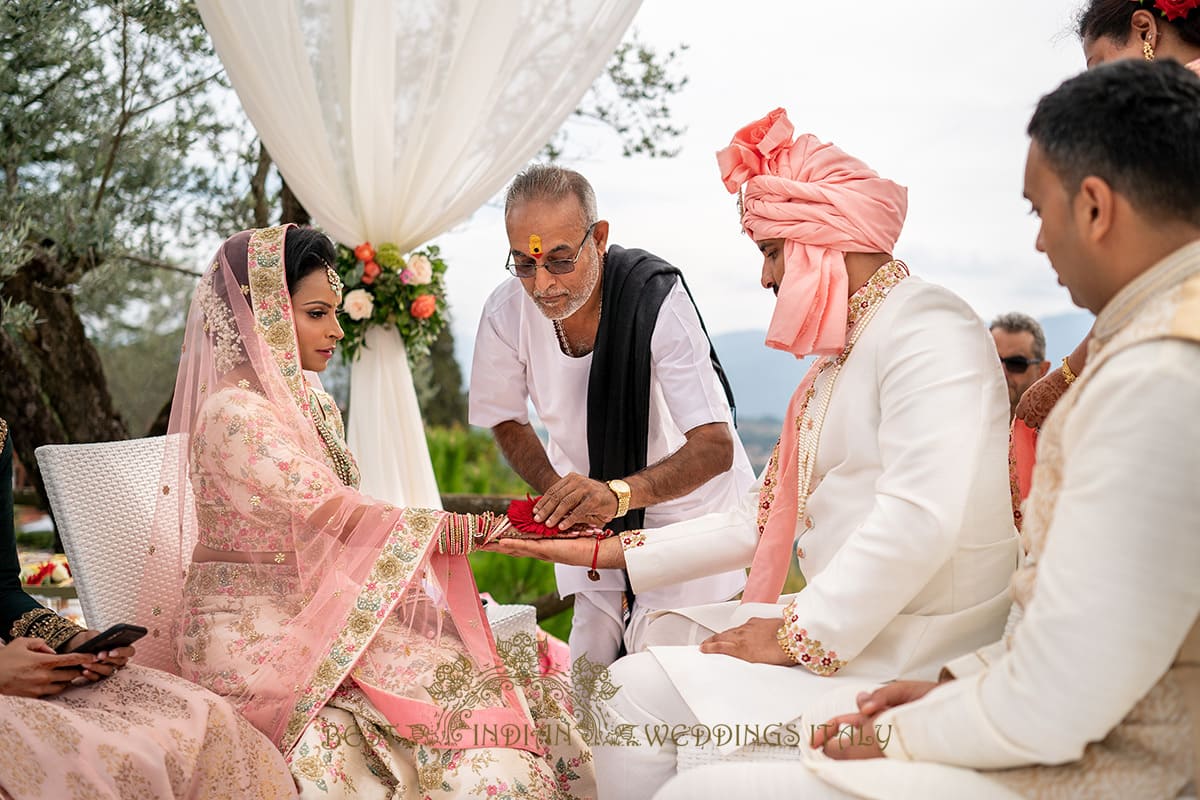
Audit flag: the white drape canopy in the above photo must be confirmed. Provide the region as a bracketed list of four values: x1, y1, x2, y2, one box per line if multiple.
[196, 0, 641, 506]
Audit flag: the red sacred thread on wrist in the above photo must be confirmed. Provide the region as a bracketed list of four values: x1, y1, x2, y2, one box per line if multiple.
[588, 539, 601, 581]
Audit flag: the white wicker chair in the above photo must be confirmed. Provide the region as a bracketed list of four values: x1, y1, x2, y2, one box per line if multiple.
[485, 602, 538, 645]
[36, 437, 540, 642]
[36, 436, 177, 630]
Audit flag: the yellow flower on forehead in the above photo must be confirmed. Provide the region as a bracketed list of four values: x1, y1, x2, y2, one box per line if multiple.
[528, 234, 542, 255]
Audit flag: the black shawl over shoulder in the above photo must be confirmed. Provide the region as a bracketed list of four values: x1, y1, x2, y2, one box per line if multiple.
[586, 245, 736, 535]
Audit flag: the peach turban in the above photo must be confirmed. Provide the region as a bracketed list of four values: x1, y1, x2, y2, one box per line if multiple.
[717, 108, 908, 357]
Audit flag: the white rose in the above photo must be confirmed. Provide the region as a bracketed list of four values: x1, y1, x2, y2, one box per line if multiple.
[342, 288, 374, 321]
[407, 254, 433, 285]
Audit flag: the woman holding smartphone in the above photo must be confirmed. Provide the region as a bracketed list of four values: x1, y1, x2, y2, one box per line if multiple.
[0, 418, 297, 798]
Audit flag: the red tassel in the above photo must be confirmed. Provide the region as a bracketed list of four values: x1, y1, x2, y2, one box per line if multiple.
[506, 494, 559, 538]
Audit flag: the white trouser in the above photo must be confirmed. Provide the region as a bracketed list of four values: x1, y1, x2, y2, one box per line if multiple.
[592, 652, 698, 800]
[598, 653, 859, 800]
[569, 590, 656, 666]
[654, 762, 857, 799]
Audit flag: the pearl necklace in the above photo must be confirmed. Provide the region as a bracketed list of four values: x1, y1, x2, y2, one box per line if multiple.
[794, 260, 904, 538]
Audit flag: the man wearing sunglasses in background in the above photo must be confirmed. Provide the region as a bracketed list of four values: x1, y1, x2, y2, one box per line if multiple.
[989, 312, 1051, 421]
[990, 312, 1052, 518]
[469, 164, 754, 666]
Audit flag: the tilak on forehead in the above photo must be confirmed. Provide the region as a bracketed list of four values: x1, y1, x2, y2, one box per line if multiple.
[528, 234, 543, 256]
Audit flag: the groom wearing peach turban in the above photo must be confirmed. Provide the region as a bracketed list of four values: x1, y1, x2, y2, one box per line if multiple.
[503, 109, 1020, 800]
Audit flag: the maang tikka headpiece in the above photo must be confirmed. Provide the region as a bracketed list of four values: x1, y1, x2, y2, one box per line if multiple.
[325, 261, 344, 297]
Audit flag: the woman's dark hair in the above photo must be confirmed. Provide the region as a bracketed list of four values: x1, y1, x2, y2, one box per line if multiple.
[1078, 0, 1200, 46]
[283, 226, 337, 293]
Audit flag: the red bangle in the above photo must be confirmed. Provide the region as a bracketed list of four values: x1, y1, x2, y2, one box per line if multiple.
[587, 538, 601, 581]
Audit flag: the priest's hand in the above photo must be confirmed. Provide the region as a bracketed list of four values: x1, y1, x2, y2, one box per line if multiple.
[482, 536, 626, 569]
[534, 473, 618, 530]
[698, 618, 794, 666]
[0, 638, 98, 698]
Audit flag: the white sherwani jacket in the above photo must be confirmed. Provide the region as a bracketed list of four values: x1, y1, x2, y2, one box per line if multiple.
[621, 275, 1021, 735]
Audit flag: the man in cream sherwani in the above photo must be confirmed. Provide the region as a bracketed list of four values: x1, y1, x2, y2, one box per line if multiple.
[489, 109, 1021, 800]
[656, 60, 1200, 800]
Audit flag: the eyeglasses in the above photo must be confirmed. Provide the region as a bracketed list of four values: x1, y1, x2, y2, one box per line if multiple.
[1000, 355, 1044, 374]
[505, 222, 597, 278]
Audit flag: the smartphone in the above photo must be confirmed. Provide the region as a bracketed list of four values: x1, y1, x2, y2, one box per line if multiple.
[68, 623, 148, 654]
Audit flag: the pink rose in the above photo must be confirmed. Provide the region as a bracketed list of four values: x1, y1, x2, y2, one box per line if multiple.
[716, 107, 795, 192]
[341, 288, 374, 321]
[406, 254, 433, 285]
[410, 294, 437, 320]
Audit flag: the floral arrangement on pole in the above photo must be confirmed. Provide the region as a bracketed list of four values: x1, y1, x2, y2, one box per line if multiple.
[335, 240, 448, 363]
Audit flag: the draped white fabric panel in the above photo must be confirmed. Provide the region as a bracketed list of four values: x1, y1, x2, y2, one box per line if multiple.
[346, 327, 441, 508]
[196, 0, 641, 507]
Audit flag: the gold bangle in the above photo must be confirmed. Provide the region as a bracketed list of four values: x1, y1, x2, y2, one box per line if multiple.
[776, 622, 801, 665]
[1061, 356, 1077, 386]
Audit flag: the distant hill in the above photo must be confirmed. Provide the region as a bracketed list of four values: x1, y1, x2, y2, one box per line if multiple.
[710, 330, 811, 422]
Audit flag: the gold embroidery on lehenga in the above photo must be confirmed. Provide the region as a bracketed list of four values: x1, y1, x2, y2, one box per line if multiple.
[279, 508, 438, 753]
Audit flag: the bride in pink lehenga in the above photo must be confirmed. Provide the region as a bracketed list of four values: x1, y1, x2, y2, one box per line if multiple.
[135, 225, 595, 799]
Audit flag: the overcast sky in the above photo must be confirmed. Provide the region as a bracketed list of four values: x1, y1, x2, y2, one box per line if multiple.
[433, 0, 1093, 351]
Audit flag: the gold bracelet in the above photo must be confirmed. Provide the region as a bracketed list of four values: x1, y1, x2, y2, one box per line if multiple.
[1061, 356, 1077, 386]
[775, 620, 801, 665]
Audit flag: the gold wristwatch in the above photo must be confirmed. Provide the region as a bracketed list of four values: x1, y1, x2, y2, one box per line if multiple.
[606, 479, 631, 518]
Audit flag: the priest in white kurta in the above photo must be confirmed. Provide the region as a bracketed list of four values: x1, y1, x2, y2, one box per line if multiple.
[471, 165, 755, 666]
[656, 62, 1200, 800]
[490, 111, 1020, 800]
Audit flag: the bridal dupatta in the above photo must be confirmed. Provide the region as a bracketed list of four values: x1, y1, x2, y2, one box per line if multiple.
[133, 226, 534, 755]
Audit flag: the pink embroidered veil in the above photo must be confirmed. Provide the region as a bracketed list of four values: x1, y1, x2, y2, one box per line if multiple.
[133, 226, 535, 754]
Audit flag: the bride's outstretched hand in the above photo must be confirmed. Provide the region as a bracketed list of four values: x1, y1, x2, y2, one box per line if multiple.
[482, 536, 626, 570]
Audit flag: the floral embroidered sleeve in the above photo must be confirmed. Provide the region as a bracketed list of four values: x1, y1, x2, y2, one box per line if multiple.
[777, 597, 846, 676]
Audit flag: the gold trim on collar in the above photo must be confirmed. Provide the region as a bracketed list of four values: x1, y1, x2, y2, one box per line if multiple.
[1094, 240, 1200, 346]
